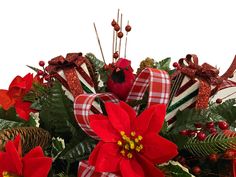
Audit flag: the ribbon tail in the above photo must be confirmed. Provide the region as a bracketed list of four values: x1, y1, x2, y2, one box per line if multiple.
[196, 80, 211, 109]
[221, 55, 236, 79]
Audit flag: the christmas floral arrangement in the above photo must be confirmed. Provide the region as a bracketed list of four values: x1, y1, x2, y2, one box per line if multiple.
[1, 11, 236, 177]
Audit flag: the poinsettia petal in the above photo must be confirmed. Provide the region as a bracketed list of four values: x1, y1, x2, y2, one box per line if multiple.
[120, 158, 144, 177]
[119, 101, 136, 121]
[137, 155, 165, 177]
[95, 143, 121, 172]
[15, 101, 32, 121]
[90, 118, 120, 142]
[89, 142, 104, 166]
[0, 90, 15, 110]
[105, 102, 130, 133]
[9, 76, 25, 90]
[24, 146, 44, 159]
[142, 133, 178, 164]
[147, 104, 166, 133]
[22, 157, 52, 177]
[134, 104, 166, 134]
[89, 114, 107, 121]
[4, 141, 22, 175]
[22, 73, 33, 92]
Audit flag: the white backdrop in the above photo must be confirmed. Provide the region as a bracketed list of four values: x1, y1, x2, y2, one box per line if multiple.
[1, 0, 236, 89]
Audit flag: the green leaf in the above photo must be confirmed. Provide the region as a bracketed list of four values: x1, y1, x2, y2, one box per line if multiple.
[26, 65, 40, 72]
[156, 57, 171, 71]
[59, 137, 97, 163]
[0, 118, 24, 130]
[39, 80, 87, 141]
[210, 98, 236, 125]
[184, 131, 236, 157]
[85, 53, 105, 72]
[159, 161, 193, 177]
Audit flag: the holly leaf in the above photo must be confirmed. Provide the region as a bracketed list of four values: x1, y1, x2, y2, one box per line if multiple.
[156, 57, 171, 71]
[159, 161, 193, 177]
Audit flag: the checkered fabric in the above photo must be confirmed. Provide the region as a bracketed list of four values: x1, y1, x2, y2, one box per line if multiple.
[126, 68, 170, 112]
[77, 161, 120, 177]
[74, 93, 119, 139]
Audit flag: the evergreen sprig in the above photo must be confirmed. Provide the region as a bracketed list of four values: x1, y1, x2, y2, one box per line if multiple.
[184, 131, 236, 156]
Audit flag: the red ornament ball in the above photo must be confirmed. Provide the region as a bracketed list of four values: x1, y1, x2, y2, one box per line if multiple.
[173, 62, 179, 68]
[197, 131, 206, 141]
[216, 98, 222, 104]
[37, 70, 44, 75]
[114, 24, 120, 31]
[44, 74, 51, 81]
[39, 60, 45, 67]
[194, 123, 202, 128]
[113, 52, 119, 59]
[209, 128, 217, 134]
[117, 31, 123, 38]
[192, 166, 201, 175]
[218, 121, 229, 130]
[179, 130, 189, 136]
[125, 25, 131, 32]
[206, 122, 215, 129]
[111, 19, 116, 27]
[209, 154, 218, 162]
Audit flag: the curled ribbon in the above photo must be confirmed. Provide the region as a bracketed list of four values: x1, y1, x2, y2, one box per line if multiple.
[47, 53, 95, 98]
[176, 54, 236, 109]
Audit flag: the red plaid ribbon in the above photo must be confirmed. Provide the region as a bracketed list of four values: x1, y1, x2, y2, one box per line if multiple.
[126, 68, 170, 112]
[78, 161, 120, 177]
[74, 93, 119, 139]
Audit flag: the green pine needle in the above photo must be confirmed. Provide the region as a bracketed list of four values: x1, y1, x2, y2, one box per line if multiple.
[184, 131, 236, 157]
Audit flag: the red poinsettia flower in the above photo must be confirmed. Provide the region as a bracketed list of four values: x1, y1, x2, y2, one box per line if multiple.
[8, 73, 33, 100]
[0, 73, 35, 120]
[0, 135, 52, 177]
[89, 101, 178, 177]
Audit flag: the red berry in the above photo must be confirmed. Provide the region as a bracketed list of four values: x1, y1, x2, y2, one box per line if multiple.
[125, 25, 131, 32]
[114, 24, 120, 31]
[194, 123, 202, 128]
[209, 128, 217, 134]
[188, 130, 197, 137]
[44, 74, 51, 81]
[173, 62, 179, 68]
[218, 121, 229, 130]
[117, 31, 123, 38]
[179, 130, 189, 136]
[216, 98, 222, 104]
[37, 70, 44, 75]
[206, 122, 215, 129]
[39, 60, 45, 67]
[224, 150, 236, 159]
[192, 166, 201, 175]
[197, 131, 206, 141]
[111, 19, 116, 27]
[209, 154, 218, 162]
[113, 52, 119, 59]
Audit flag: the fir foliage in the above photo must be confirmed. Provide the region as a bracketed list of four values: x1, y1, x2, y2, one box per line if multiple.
[184, 131, 236, 156]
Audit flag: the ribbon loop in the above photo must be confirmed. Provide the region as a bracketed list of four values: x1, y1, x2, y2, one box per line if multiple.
[126, 68, 170, 112]
[74, 93, 119, 139]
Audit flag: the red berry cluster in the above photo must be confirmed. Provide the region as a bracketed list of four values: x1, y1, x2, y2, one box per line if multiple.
[37, 60, 51, 81]
[179, 121, 229, 141]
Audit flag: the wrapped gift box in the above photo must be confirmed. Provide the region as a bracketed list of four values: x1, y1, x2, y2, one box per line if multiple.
[166, 54, 236, 128]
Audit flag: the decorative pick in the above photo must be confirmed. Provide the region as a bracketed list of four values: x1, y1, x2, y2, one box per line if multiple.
[93, 22, 106, 64]
[118, 13, 123, 59]
[124, 21, 131, 58]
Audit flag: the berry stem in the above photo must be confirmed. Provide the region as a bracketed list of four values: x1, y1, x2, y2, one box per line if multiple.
[118, 13, 123, 60]
[93, 23, 106, 64]
[124, 21, 129, 58]
[114, 9, 120, 58]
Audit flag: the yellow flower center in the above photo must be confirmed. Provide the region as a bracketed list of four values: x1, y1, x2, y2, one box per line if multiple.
[117, 131, 144, 159]
[2, 171, 20, 177]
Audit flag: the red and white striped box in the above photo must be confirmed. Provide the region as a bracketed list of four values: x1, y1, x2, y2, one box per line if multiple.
[78, 161, 120, 177]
